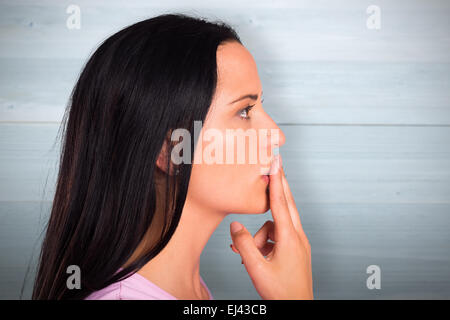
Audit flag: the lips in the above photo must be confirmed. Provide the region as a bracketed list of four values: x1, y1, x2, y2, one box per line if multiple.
[261, 166, 271, 185]
[261, 156, 275, 186]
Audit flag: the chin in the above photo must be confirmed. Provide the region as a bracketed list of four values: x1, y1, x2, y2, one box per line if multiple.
[255, 199, 270, 214]
[241, 194, 270, 214]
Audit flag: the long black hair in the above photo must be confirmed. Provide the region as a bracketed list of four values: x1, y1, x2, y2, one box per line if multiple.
[32, 13, 241, 299]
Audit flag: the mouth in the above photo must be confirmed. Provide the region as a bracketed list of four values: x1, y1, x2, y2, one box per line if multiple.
[261, 159, 274, 187]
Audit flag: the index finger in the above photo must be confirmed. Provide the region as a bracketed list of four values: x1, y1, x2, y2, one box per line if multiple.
[280, 165, 309, 245]
[268, 154, 296, 239]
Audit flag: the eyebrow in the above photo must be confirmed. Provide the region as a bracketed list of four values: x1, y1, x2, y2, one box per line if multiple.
[228, 91, 263, 105]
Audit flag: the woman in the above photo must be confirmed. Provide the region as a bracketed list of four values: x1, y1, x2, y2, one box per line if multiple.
[32, 13, 313, 300]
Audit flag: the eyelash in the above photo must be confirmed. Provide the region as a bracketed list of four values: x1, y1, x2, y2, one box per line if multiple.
[239, 98, 263, 121]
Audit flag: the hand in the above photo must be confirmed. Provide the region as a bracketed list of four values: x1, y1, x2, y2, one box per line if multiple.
[229, 154, 313, 300]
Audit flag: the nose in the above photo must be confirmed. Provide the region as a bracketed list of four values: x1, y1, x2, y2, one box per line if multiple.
[265, 114, 286, 151]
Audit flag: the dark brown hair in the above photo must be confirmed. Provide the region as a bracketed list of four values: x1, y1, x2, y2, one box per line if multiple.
[32, 13, 241, 299]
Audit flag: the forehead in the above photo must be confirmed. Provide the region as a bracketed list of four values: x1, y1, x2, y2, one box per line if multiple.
[215, 42, 261, 99]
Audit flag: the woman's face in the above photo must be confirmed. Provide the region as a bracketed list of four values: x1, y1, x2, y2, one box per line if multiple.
[186, 41, 286, 214]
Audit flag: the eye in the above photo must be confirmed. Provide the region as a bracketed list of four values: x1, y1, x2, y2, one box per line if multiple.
[239, 104, 255, 120]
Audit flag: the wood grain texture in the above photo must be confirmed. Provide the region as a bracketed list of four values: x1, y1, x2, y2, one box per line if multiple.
[0, 0, 449, 299]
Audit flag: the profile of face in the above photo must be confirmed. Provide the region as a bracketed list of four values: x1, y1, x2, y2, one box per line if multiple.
[184, 41, 286, 215]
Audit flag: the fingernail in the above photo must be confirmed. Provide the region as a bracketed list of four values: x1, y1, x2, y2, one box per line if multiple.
[230, 221, 243, 234]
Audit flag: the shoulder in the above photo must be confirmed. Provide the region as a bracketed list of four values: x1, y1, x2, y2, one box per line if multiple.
[84, 272, 177, 300]
[84, 281, 121, 300]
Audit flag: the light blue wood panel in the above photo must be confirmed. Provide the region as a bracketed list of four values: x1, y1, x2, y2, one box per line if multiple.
[0, 123, 449, 299]
[1, 1, 449, 61]
[282, 124, 450, 204]
[261, 61, 450, 125]
[0, 201, 48, 299]
[0, 58, 82, 122]
[1, 59, 449, 124]
[0, 123, 58, 202]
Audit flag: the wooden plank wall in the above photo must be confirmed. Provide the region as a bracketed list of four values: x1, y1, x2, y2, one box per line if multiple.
[0, 0, 449, 299]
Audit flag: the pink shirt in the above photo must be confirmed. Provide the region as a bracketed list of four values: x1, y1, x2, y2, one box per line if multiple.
[85, 271, 213, 300]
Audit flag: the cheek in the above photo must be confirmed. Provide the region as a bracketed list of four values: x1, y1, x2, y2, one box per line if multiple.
[187, 163, 249, 210]
[187, 163, 269, 214]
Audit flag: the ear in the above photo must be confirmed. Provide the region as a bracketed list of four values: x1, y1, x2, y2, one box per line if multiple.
[156, 138, 170, 173]
[156, 137, 178, 176]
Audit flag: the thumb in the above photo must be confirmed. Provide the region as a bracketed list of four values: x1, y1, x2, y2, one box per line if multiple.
[230, 221, 265, 267]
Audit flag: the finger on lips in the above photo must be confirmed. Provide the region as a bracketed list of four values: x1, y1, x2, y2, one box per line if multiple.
[268, 154, 294, 236]
[279, 164, 309, 238]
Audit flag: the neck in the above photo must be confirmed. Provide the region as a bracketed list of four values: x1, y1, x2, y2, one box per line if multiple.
[137, 195, 226, 299]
